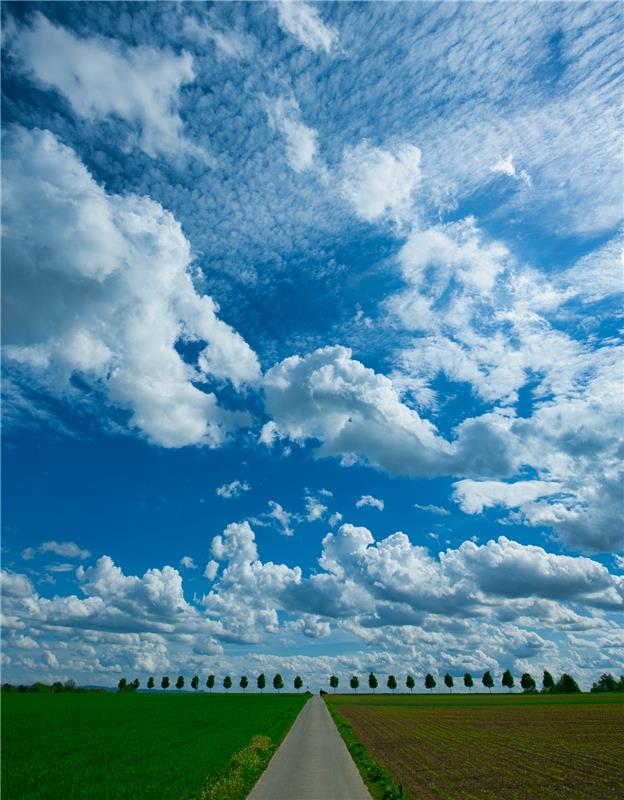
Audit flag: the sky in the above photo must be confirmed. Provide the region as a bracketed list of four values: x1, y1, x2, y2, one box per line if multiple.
[1, 1, 622, 691]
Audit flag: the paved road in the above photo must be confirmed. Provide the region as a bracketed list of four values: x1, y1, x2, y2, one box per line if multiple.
[248, 695, 372, 800]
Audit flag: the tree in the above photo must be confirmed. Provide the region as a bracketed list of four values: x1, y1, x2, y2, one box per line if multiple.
[118, 678, 127, 692]
[223, 676, 232, 692]
[257, 673, 266, 693]
[387, 675, 397, 694]
[368, 672, 378, 693]
[482, 671, 494, 693]
[406, 675, 415, 693]
[330, 675, 339, 693]
[64, 679, 76, 692]
[348, 675, 359, 693]
[206, 675, 215, 692]
[240, 676, 248, 692]
[520, 673, 536, 693]
[176, 675, 185, 691]
[273, 673, 284, 692]
[132, 678, 140, 691]
[542, 670, 554, 692]
[463, 673, 473, 693]
[591, 673, 619, 693]
[294, 676, 303, 693]
[444, 673, 454, 693]
[147, 677, 155, 690]
[191, 675, 199, 690]
[554, 673, 580, 694]
[161, 676, 170, 690]
[425, 673, 436, 693]
[502, 670, 514, 693]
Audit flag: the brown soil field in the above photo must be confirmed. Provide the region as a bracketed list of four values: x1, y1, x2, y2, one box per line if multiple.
[331, 695, 624, 800]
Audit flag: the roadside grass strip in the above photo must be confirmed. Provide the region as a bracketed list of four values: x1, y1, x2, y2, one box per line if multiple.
[197, 735, 274, 800]
[326, 698, 410, 800]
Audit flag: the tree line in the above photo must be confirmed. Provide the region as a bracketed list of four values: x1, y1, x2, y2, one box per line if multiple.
[1, 680, 106, 693]
[117, 672, 304, 693]
[328, 669, 611, 694]
[3, 671, 623, 694]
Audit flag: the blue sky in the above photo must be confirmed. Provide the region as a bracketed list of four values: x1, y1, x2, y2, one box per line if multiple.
[2, 1, 622, 689]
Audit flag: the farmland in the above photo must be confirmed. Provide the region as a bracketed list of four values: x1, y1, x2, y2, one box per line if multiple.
[1, 692, 308, 800]
[327, 693, 624, 800]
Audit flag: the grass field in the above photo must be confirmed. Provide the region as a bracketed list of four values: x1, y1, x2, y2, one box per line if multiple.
[327, 693, 624, 800]
[1, 692, 308, 800]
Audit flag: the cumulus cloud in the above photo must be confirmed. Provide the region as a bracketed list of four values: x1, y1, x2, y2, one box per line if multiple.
[2, 127, 260, 447]
[2, 525, 622, 687]
[22, 540, 91, 561]
[10, 13, 206, 160]
[340, 142, 422, 224]
[265, 96, 319, 173]
[305, 493, 328, 521]
[263, 345, 454, 475]
[216, 480, 251, 499]
[452, 480, 563, 515]
[274, 1, 337, 53]
[356, 495, 384, 511]
[180, 556, 197, 570]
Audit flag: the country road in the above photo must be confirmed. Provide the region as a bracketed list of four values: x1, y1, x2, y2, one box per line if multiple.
[247, 695, 372, 800]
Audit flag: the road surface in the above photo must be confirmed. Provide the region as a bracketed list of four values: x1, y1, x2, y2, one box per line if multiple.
[248, 695, 372, 800]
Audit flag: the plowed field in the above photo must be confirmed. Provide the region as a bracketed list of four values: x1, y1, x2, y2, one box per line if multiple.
[329, 694, 624, 800]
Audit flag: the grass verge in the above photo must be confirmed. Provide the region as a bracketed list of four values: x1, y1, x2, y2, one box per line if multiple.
[197, 735, 274, 800]
[325, 700, 410, 800]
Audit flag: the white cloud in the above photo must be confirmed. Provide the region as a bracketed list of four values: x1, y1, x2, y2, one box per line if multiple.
[452, 480, 563, 515]
[558, 232, 624, 304]
[340, 142, 422, 224]
[328, 512, 343, 527]
[305, 493, 328, 522]
[204, 560, 219, 581]
[182, 16, 252, 59]
[263, 345, 456, 476]
[11, 13, 207, 160]
[268, 501, 295, 537]
[274, 1, 337, 54]
[2, 127, 260, 447]
[216, 480, 251, 499]
[180, 556, 197, 570]
[490, 153, 531, 185]
[22, 541, 91, 561]
[265, 96, 318, 173]
[2, 525, 622, 687]
[356, 495, 384, 511]
[414, 504, 450, 516]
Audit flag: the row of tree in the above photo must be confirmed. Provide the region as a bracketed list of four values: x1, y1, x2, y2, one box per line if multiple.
[328, 669, 584, 694]
[5, 671, 623, 695]
[118, 673, 304, 693]
[1, 680, 105, 694]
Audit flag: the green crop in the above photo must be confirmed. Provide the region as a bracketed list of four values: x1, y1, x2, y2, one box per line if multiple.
[1, 692, 307, 800]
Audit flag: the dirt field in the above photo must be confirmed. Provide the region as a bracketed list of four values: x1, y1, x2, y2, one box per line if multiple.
[329, 694, 624, 800]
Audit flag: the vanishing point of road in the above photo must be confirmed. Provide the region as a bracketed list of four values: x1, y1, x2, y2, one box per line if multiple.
[248, 695, 372, 800]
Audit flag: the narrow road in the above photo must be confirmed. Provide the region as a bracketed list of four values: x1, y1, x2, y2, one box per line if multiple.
[248, 695, 372, 800]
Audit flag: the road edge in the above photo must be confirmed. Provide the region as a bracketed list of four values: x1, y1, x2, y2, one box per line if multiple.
[244, 693, 312, 799]
[324, 698, 410, 800]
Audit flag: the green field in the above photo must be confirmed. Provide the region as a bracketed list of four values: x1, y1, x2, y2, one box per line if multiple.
[327, 693, 624, 800]
[1, 692, 308, 800]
